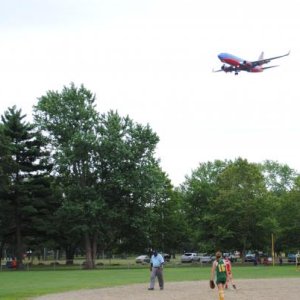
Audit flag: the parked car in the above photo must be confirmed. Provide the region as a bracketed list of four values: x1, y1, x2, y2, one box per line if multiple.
[135, 255, 150, 264]
[262, 256, 273, 265]
[244, 254, 256, 262]
[234, 251, 241, 258]
[288, 253, 296, 263]
[223, 252, 237, 262]
[163, 253, 171, 262]
[181, 252, 200, 263]
[199, 254, 213, 263]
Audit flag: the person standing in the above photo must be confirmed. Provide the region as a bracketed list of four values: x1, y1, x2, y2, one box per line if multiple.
[11, 257, 17, 269]
[148, 250, 164, 290]
[279, 255, 283, 265]
[210, 251, 228, 300]
[224, 255, 236, 289]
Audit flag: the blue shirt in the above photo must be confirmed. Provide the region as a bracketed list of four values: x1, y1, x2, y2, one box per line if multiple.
[150, 253, 164, 267]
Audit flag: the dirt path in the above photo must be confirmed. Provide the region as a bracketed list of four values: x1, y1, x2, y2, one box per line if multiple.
[33, 278, 300, 300]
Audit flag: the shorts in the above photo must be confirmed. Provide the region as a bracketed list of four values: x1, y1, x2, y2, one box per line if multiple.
[216, 279, 226, 285]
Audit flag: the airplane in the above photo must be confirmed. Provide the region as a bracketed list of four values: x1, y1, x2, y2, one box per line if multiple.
[213, 51, 290, 75]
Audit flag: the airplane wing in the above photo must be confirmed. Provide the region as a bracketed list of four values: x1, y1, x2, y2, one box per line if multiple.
[262, 65, 279, 70]
[212, 65, 235, 73]
[212, 69, 224, 72]
[251, 51, 290, 66]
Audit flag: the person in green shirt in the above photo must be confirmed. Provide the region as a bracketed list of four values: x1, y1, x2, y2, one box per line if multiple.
[210, 251, 228, 300]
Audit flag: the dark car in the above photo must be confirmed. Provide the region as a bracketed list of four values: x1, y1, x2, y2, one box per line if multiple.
[288, 253, 296, 263]
[244, 254, 256, 262]
[163, 253, 171, 262]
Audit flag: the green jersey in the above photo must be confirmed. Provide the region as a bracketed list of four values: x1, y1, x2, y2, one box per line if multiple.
[216, 258, 227, 284]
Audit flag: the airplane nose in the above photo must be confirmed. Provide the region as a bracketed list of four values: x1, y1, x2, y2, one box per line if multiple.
[218, 53, 224, 60]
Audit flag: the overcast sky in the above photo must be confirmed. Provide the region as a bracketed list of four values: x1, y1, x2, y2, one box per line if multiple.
[0, 0, 299, 186]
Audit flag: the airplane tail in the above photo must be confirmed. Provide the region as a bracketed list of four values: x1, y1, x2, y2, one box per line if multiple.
[258, 51, 264, 60]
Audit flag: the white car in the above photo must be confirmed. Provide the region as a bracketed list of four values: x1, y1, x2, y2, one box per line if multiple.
[223, 252, 237, 262]
[181, 252, 200, 263]
[199, 254, 213, 263]
[135, 255, 150, 264]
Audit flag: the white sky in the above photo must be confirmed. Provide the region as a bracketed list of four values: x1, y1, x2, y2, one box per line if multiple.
[0, 0, 299, 186]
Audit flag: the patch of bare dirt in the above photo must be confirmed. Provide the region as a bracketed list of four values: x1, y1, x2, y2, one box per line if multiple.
[33, 278, 300, 300]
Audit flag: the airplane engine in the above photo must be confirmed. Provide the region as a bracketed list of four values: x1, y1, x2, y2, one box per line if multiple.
[221, 65, 231, 73]
[222, 65, 232, 73]
[250, 66, 263, 72]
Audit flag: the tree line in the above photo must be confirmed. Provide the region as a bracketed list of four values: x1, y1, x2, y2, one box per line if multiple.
[1, 83, 299, 269]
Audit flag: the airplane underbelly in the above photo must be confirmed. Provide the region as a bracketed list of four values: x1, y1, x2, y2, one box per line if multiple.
[250, 66, 263, 72]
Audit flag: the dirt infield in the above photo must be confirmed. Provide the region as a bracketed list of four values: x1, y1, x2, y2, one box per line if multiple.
[34, 278, 300, 300]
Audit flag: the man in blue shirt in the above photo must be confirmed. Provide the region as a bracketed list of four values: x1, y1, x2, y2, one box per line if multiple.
[148, 250, 164, 290]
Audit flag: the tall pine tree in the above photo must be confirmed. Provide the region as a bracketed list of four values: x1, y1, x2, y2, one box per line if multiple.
[1, 106, 53, 267]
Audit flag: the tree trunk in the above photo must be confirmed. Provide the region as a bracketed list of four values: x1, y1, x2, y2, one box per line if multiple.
[84, 232, 94, 269]
[92, 233, 97, 264]
[83, 232, 98, 269]
[242, 238, 247, 263]
[16, 225, 23, 267]
[15, 202, 23, 268]
[65, 245, 75, 265]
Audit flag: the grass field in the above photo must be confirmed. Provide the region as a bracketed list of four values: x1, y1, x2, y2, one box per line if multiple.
[1, 265, 300, 299]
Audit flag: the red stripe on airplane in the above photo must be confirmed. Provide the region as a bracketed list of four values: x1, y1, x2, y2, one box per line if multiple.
[220, 58, 241, 66]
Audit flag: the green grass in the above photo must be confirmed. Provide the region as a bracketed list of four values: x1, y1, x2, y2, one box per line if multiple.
[0, 265, 299, 300]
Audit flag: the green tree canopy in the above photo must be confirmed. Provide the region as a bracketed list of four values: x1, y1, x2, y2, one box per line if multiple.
[209, 158, 270, 255]
[180, 160, 229, 251]
[33, 83, 170, 267]
[1, 106, 53, 266]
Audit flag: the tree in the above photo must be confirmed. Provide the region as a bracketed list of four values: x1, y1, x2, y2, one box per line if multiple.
[259, 160, 297, 196]
[180, 160, 229, 251]
[34, 83, 168, 268]
[148, 184, 188, 255]
[209, 158, 270, 256]
[1, 106, 52, 267]
[0, 124, 12, 262]
[276, 176, 300, 251]
[34, 83, 101, 268]
[95, 111, 168, 255]
[259, 160, 299, 253]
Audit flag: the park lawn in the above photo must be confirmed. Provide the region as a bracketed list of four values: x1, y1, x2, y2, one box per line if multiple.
[0, 265, 299, 299]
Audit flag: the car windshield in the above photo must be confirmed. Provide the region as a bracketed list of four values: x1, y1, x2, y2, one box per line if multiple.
[184, 253, 193, 256]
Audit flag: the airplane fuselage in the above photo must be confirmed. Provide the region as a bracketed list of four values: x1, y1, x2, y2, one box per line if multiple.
[218, 53, 263, 73]
[218, 53, 243, 66]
